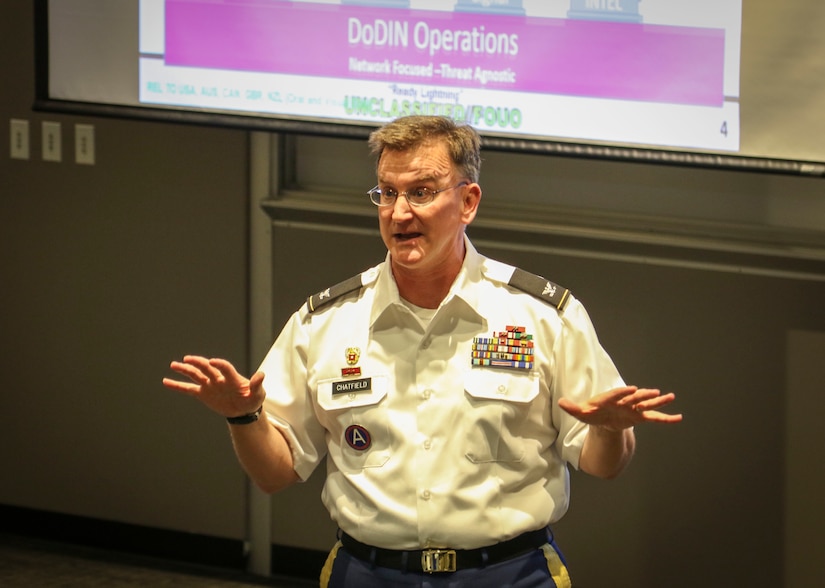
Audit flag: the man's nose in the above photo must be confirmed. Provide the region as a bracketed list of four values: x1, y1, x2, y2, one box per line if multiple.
[391, 194, 414, 219]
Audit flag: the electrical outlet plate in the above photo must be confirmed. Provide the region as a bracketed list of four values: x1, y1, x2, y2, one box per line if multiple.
[10, 118, 30, 160]
[75, 124, 95, 165]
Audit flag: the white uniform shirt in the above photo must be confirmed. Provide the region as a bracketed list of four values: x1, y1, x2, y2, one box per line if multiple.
[259, 238, 624, 550]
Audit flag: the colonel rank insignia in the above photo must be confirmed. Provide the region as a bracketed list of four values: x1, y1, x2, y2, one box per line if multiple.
[471, 325, 534, 370]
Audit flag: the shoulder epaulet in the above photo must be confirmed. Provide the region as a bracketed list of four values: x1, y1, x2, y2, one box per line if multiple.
[306, 273, 364, 313]
[508, 267, 571, 311]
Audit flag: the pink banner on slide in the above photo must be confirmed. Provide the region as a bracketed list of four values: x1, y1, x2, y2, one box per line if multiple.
[164, 0, 725, 106]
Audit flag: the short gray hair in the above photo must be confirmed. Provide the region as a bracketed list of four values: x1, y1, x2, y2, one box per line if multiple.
[368, 116, 481, 183]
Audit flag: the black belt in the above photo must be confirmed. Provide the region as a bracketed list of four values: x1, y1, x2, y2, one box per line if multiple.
[340, 528, 549, 573]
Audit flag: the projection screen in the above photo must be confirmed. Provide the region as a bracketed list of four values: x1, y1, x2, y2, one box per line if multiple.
[36, 0, 825, 177]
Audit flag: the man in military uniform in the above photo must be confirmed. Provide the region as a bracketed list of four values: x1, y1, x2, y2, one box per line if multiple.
[163, 115, 681, 587]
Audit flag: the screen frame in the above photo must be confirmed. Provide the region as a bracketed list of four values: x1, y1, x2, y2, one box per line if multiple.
[31, 0, 825, 179]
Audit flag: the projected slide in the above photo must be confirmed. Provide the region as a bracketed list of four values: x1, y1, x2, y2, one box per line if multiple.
[139, 0, 741, 153]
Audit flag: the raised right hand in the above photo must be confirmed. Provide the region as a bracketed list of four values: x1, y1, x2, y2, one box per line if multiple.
[162, 355, 265, 419]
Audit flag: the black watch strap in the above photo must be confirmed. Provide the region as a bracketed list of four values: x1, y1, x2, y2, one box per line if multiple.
[226, 406, 263, 425]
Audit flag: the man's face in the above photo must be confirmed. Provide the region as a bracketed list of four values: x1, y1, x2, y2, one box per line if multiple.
[376, 140, 480, 276]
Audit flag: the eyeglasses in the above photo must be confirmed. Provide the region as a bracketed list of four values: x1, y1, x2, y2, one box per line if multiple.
[367, 181, 469, 208]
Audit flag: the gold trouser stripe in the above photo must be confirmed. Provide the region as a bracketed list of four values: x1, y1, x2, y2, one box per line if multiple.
[319, 540, 343, 588]
[541, 543, 573, 588]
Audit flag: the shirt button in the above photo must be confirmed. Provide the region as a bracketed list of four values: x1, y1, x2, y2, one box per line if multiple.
[423, 439, 432, 450]
[422, 490, 431, 500]
[497, 384, 507, 395]
[422, 389, 432, 400]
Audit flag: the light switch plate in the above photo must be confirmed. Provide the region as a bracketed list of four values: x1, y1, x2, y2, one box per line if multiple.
[42, 121, 62, 162]
[75, 124, 95, 165]
[10, 119, 30, 160]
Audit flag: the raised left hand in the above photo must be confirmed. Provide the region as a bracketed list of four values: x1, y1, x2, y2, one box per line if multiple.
[559, 386, 682, 432]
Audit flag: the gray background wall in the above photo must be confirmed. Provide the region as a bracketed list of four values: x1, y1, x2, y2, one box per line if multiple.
[3, 1, 825, 587]
[1, 1, 251, 541]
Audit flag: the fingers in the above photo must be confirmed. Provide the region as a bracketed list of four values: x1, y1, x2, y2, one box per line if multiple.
[616, 387, 659, 407]
[163, 355, 239, 393]
[638, 391, 676, 408]
[603, 386, 638, 404]
[249, 371, 266, 392]
[184, 355, 224, 382]
[559, 386, 682, 428]
[208, 357, 242, 382]
[163, 357, 212, 397]
[166, 355, 239, 383]
[631, 391, 678, 411]
[631, 391, 683, 423]
[161, 376, 200, 396]
[638, 408, 683, 424]
[166, 358, 208, 386]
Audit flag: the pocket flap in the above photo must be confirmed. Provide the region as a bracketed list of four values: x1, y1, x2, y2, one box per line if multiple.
[464, 369, 539, 403]
[317, 375, 388, 411]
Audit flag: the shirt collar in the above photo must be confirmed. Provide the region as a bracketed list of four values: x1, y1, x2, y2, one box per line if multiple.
[370, 235, 485, 327]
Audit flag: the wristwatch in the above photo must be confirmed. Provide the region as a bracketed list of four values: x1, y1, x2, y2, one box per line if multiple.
[226, 405, 263, 425]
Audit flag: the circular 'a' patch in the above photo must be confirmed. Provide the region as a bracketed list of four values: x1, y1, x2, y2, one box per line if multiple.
[344, 424, 371, 451]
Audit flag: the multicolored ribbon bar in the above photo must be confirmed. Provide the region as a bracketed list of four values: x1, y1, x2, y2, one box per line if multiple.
[472, 358, 534, 369]
[471, 325, 535, 370]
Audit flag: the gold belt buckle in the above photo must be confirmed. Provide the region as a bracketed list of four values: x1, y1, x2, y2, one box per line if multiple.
[421, 548, 457, 573]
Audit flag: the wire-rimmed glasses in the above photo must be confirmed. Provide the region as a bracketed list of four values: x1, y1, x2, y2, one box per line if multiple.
[367, 181, 469, 207]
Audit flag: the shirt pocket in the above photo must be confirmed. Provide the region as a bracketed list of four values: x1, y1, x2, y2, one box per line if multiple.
[317, 375, 391, 471]
[463, 369, 540, 464]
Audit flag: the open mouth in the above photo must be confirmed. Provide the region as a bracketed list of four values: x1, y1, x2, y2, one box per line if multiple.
[394, 232, 422, 242]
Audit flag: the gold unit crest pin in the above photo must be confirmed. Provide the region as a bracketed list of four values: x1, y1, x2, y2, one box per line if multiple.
[341, 347, 361, 377]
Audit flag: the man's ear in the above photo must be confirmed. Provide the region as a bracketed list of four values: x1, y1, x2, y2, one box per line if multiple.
[461, 183, 482, 224]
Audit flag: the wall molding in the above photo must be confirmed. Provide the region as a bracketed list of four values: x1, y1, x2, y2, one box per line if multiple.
[262, 189, 825, 282]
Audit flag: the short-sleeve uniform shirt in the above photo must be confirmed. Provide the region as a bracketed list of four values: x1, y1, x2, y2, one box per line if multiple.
[259, 238, 624, 550]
